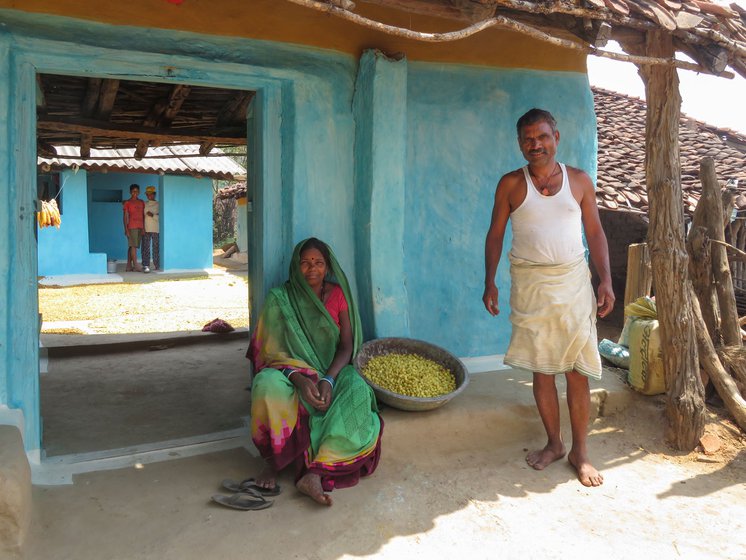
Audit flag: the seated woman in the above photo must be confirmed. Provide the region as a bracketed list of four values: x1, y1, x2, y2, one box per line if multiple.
[248, 237, 383, 506]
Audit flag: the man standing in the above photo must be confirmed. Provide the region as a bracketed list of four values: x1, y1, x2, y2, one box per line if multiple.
[142, 185, 160, 273]
[482, 108, 614, 487]
[123, 183, 145, 272]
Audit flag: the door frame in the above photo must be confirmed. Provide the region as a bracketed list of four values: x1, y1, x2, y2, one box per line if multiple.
[7, 34, 287, 454]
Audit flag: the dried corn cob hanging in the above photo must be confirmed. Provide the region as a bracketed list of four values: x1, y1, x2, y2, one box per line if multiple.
[37, 199, 61, 229]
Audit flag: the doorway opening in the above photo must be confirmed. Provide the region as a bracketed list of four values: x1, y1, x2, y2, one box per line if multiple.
[35, 73, 256, 460]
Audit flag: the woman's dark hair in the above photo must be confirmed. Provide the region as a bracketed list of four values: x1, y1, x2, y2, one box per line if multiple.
[300, 237, 331, 265]
[129, 183, 140, 193]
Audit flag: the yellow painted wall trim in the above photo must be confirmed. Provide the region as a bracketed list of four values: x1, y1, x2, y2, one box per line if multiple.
[0, 0, 586, 72]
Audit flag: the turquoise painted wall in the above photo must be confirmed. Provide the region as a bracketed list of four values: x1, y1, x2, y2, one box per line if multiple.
[405, 64, 596, 357]
[0, 10, 597, 450]
[37, 168, 107, 275]
[353, 50, 410, 341]
[161, 175, 213, 270]
[87, 171, 160, 264]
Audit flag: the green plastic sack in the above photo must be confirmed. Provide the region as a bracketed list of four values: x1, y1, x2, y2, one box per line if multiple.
[626, 318, 665, 395]
[618, 296, 657, 347]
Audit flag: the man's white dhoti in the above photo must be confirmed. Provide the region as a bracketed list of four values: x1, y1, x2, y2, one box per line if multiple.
[504, 253, 602, 380]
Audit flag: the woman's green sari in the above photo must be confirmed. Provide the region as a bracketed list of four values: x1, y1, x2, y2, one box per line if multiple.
[249, 239, 382, 490]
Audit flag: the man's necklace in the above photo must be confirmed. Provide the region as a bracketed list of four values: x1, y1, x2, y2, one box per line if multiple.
[530, 163, 561, 195]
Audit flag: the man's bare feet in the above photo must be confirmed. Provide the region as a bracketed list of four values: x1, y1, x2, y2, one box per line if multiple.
[568, 450, 603, 487]
[526, 443, 566, 470]
[255, 464, 278, 491]
[296, 473, 333, 506]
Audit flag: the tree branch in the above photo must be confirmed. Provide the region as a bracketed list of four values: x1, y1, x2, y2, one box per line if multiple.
[286, 0, 735, 77]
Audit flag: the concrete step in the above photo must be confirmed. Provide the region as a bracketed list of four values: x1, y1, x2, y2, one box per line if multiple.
[41, 328, 249, 357]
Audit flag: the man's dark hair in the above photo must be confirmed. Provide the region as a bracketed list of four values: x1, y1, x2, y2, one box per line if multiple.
[129, 184, 140, 193]
[516, 108, 557, 136]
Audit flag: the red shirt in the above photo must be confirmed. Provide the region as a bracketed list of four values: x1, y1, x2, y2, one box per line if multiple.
[324, 283, 349, 328]
[123, 198, 145, 229]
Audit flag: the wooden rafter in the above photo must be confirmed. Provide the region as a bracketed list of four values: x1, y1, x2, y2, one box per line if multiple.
[197, 91, 252, 155]
[80, 132, 92, 159]
[82, 78, 102, 117]
[38, 116, 247, 145]
[96, 79, 120, 120]
[37, 140, 57, 158]
[216, 91, 253, 126]
[134, 84, 192, 159]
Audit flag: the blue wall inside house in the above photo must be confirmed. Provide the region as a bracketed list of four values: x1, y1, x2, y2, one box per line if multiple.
[37, 168, 107, 276]
[161, 174, 213, 270]
[0, 10, 597, 450]
[88, 171, 161, 263]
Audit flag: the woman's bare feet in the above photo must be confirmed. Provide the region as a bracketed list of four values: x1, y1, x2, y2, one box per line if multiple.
[296, 473, 333, 506]
[526, 442, 566, 470]
[255, 464, 278, 491]
[568, 450, 603, 487]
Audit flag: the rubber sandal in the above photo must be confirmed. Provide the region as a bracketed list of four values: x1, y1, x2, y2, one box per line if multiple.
[221, 478, 282, 496]
[211, 490, 273, 511]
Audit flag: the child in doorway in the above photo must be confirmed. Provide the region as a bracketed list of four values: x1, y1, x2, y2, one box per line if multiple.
[142, 185, 160, 273]
[123, 184, 145, 272]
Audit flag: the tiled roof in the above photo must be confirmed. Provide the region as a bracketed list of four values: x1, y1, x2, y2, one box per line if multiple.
[594, 86, 746, 215]
[217, 181, 247, 200]
[38, 145, 247, 181]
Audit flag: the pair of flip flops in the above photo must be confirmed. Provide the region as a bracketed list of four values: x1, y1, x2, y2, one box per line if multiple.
[210, 478, 282, 511]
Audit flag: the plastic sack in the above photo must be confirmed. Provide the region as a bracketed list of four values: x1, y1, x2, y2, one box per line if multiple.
[618, 296, 657, 347]
[625, 299, 666, 395]
[599, 338, 630, 369]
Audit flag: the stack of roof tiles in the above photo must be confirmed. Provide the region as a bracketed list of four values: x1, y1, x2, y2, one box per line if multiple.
[594, 86, 746, 216]
[217, 181, 247, 200]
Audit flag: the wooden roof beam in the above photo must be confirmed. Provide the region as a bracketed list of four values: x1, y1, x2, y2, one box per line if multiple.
[37, 140, 57, 158]
[216, 91, 254, 126]
[96, 79, 120, 120]
[159, 84, 192, 127]
[134, 84, 192, 159]
[38, 115, 247, 145]
[80, 132, 92, 159]
[82, 78, 102, 117]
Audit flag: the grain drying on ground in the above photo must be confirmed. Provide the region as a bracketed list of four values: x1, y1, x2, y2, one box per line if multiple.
[39, 275, 250, 334]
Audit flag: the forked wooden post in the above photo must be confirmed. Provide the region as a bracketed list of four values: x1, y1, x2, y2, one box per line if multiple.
[624, 242, 652, 312]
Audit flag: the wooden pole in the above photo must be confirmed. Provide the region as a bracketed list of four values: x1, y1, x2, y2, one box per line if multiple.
[687, 225, 721, 344]
[623, 243, 652, 311]
[699, 158, 742, 347]
[691, 287, 746, 432]
[640, 29, 705, 450]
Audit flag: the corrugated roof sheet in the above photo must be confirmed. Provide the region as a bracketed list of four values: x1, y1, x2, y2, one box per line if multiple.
[38, 145, 246, 181]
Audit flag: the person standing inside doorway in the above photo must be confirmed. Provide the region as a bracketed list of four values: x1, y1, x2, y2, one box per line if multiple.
[142, 185, 160, 273]
[482, 108, 614, 487]
[123, 183, 145, 272]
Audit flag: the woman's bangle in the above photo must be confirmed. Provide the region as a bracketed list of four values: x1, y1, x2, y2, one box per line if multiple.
[281, 367, 297, 381]
[320, 375, 335, 389]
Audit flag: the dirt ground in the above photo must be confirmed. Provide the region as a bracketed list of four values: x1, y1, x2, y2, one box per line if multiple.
[39, 271, 249, 334]
[25, 376, 746, 560]
[30, 275, 746, 559]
